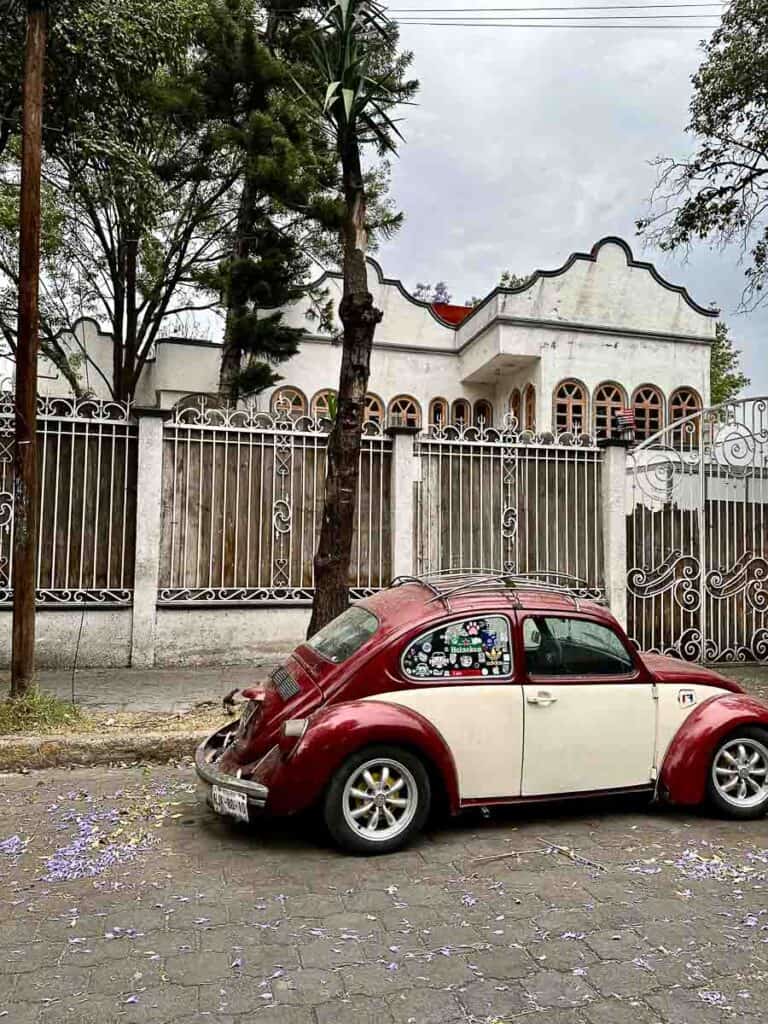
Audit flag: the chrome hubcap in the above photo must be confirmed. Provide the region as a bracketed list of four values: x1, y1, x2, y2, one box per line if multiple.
[342, 758, 418, 843]
[712, 738, 768, 808]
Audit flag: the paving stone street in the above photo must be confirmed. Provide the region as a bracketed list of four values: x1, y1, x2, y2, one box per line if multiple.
[2, 764, 768, 1024]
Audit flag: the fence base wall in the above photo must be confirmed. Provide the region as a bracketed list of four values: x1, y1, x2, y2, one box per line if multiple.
[154, 607, 309, 667]
[0, 606, 309, 670]
[0, 608, 133, 669]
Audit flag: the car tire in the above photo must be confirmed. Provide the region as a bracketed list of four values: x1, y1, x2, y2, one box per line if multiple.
[707, 726, 768, 820]
[323, 745, 431, 855]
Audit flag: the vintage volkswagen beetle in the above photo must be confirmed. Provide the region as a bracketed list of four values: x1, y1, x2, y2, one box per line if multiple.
[195, 572, 768, 854]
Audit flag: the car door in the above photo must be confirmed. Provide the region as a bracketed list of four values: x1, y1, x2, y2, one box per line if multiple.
[520, 613, 656, 796]
[367, 614, 524, 800]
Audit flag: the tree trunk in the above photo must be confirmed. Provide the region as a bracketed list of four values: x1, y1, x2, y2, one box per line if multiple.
[11, 0, 47, 698]
[307, 142, 382, 637]
[218, 181, 254, 403]
[123, 233, 138, 401]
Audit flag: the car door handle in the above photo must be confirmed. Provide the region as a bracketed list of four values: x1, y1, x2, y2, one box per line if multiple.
[527, 691, 558, 706]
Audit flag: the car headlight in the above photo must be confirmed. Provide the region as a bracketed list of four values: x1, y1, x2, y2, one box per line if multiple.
[277, 718, 309, 759]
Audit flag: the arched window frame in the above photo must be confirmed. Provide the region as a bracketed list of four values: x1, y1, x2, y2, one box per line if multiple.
[387, 394, 422, 429]
[593, 381, 627, 440]
[473, 399, 494, 428]
[270, 385, 308, 419]
[632, 384, 665, 442]
[429, 397, 449, 428]
[669, 387, 702, 447]
[553, 379, 588, 435]
[451, 398, 471, 427]
[669, 386, 702, 423]
[364, 393, 384, 426]
[509, 388, 521, 428]
[523, 384, 536, 431]
[310, 388, 337, 420]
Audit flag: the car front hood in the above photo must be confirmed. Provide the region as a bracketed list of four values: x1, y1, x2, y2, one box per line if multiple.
[641, 652, 744, 693]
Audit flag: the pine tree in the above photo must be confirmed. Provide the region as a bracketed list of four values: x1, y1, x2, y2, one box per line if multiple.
[189, 0, 339, 402]
[711, 321, 750, 405]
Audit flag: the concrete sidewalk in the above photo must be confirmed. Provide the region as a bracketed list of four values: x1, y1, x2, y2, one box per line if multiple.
[19, 659, 768, 714]
[34, 661, 279, 713]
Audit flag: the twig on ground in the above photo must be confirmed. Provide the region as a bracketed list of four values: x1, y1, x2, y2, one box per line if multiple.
[538, 837, 608, 872]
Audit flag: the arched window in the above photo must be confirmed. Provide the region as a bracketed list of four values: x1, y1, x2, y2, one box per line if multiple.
[388, 394, 421, 429]
[632, 385, 664, 442]
[451, 398, 471, 427]
[509, 388, 521, 428]
[429, 397, 449, 427]
[593, 382, 627, 440]
[669, 387, 702, 423]
[311, 388, 337, 420]
[669, 387, 702, 446]
[554, 380, 587, 435]
[474, 399, 493, 428]
[523, 384, 536, 431]
[364, 393, 384, 426]
[271, 386, 307, 419]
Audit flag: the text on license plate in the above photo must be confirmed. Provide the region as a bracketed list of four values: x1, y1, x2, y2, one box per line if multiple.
[211, 784, 249, 822]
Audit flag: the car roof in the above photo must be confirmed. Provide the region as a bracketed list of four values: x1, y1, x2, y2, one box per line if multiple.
[359, 579, 615, 634]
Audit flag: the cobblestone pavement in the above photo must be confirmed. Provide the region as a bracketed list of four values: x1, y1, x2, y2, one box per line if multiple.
[2, 766, 768, 1024]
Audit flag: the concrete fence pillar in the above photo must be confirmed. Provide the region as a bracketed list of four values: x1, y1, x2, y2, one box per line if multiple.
[599, 439, 630, 630]
[387, 426, 421, 578]
[130, 409, 166, 667]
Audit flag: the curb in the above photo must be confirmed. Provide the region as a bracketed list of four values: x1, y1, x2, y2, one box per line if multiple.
[0, 729, 210, 772]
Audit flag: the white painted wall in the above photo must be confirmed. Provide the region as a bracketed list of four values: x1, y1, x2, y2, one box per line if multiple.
[35, 236, 714, 436]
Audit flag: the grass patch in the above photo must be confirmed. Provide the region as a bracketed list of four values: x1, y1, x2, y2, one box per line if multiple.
[0, 690, 228, 737]
[0, 688, 85, 736]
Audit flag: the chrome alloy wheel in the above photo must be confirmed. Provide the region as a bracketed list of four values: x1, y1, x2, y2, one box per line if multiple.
[341, 757, 418, 843]
[712, 738, 768, 809]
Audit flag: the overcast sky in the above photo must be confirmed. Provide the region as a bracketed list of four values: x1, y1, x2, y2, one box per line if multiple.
[377, 12, 767, 396]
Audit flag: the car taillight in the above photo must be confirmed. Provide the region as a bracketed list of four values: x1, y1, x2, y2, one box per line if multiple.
[277, 718, 308, 759]
[236, 699, 263, 740]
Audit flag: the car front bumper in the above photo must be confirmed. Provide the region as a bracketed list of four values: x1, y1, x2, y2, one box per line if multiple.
[195, 731, 269, 819]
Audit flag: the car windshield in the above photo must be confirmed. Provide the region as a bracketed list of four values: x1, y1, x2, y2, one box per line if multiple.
[306, 605, 379, 664]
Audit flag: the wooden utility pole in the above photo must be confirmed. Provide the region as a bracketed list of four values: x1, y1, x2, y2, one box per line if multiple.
[11, 0, 47, 697]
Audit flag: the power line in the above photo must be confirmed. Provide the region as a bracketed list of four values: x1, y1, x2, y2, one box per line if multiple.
[390, 2, 726, 7]
[395, 18, 720, 23]
[396, 10, 720, 14]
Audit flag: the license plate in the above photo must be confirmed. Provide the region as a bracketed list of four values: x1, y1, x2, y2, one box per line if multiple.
[211, 784, 249, 823]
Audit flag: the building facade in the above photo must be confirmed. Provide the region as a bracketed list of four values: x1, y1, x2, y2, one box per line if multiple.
[41, 236, 715, 438]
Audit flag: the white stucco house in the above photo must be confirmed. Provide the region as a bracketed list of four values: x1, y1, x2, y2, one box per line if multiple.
[40, 236, 716, 438]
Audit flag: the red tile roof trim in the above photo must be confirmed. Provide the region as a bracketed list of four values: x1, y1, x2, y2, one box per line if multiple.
[431, 302, 473, 325]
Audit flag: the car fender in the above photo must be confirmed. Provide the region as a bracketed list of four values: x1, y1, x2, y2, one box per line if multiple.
[660, 693, 768, 805]
[262, 699, 461, 816]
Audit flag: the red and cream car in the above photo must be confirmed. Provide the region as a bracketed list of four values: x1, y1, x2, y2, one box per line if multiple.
[195, 573, 768, 854]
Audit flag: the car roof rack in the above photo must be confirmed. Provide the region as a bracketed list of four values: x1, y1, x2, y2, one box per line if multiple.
[389, 569, 603, 612]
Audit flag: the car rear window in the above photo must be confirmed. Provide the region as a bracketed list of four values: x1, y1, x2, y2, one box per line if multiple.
[306, 606, 379, 664]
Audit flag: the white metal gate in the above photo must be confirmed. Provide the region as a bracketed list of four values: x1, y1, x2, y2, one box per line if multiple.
[627, 397, 768, 662]
[416, 418, 604, 592]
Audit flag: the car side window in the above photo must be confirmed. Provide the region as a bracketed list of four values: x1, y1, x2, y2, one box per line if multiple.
[524, 615, 634, 676]
[402, 616, 513, 680]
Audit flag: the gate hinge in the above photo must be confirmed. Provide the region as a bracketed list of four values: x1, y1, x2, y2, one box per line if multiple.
[650, 766, 658, 781]
[652, 682, 659, 701]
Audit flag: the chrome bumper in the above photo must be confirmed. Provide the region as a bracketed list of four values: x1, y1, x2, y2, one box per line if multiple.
[194, 736, 269, 810]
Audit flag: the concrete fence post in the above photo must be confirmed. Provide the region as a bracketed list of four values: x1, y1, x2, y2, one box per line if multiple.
[130, 408, 166, 667]
[599, 438, 630, 630]
[386, 426, 421, 578]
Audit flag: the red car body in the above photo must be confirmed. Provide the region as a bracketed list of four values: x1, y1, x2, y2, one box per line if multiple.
[195, 578, 767, 846]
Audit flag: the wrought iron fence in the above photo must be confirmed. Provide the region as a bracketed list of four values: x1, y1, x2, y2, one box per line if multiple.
[627, 397, 768, 662]
[0, 390, 137, 605]
[416, 418, 604, 592]
[158, 402, 392, 603]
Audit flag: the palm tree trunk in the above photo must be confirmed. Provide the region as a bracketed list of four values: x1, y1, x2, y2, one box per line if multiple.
[307, 142, 382, 637]
[218, 180, 254, 402]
